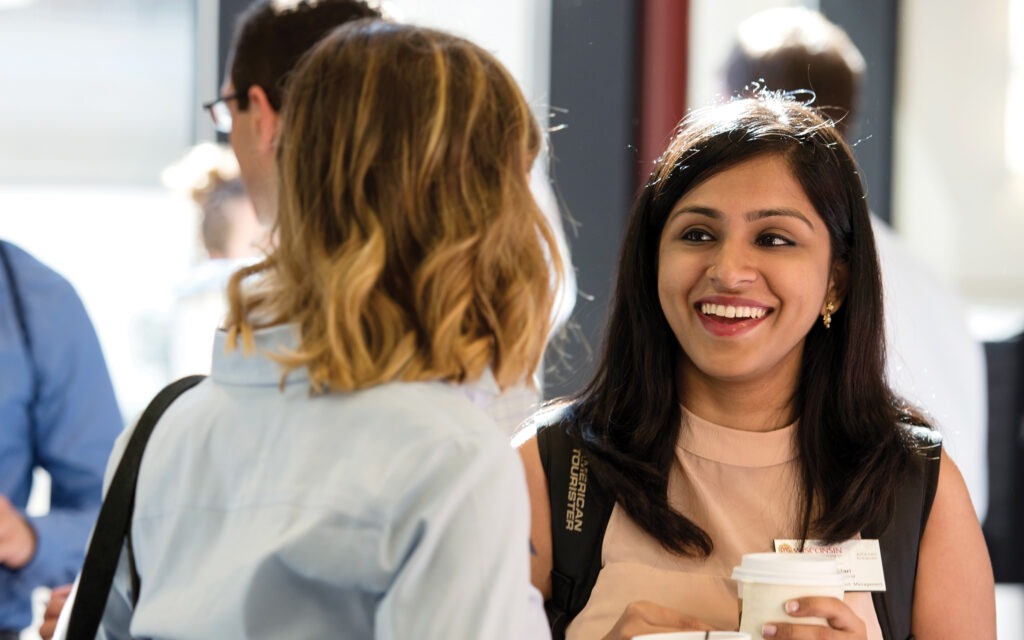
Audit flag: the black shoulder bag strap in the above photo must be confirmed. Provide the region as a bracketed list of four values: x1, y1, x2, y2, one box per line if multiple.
[865, 426, 942, 640]
[65, 374, 206, 640]
[537, 420, 614, 640]
[0, 241, 38, 402]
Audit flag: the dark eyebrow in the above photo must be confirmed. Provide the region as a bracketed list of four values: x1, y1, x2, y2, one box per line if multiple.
[745, 208, 815, 230]
[667, 205, 815, 230]
[666, 205, 719, 222]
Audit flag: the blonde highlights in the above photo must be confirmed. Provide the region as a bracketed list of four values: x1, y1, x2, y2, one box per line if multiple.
[225, 20, 561, 392]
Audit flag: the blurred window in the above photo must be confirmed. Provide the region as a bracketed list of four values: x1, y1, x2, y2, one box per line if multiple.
[1008, 0, 1024, 174]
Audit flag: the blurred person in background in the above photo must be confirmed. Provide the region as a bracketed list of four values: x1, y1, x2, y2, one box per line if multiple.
[0, 241, 121, 639]
[161, 142, 267, 378]
[723, 6, 989, 521]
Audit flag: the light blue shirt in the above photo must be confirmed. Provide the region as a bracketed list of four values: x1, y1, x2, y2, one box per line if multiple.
[0, 241, 122, 631]
[63, 324, 548, 639]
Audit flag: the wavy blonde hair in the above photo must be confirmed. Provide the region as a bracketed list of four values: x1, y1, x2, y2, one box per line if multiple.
[225, 19, 562, 392]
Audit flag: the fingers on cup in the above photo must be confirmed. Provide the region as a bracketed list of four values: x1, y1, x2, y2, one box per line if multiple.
[762, 596, 864, 638]
[761, 621, 836, 639]
[784, 596, 843, 617]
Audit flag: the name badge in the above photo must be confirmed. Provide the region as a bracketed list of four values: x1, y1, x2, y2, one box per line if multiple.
[773, 538, 886, 592]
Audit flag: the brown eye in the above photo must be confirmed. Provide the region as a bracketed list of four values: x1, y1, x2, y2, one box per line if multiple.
[681, 228, 715, 242]
[756, 233, 793, 247]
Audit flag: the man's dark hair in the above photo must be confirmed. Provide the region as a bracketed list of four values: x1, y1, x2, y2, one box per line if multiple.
[228, 0, 381, 112]
[723, 7, 865, 134]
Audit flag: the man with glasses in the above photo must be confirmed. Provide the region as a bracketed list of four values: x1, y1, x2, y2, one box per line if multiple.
[204, 0, 381, 224]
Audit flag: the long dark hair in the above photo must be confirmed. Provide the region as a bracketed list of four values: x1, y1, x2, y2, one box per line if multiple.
[569, 95, 924, 556]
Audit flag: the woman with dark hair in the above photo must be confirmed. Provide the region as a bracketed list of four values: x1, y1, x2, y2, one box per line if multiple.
[519, 95, 994, 639]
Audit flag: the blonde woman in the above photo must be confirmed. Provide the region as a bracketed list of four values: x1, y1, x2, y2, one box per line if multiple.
[63, 19, 560, 639]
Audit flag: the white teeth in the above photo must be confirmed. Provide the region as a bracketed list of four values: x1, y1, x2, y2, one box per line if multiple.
[700, 303, 767, 319]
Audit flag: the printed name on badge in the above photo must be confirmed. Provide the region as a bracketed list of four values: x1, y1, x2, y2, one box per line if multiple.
[774, 538, 886, 592]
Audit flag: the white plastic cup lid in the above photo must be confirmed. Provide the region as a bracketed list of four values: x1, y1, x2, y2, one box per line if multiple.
[730, 552, 844, 588]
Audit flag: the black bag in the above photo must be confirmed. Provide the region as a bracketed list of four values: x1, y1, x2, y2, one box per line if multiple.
[538, 416, 941, 640]
[65, 375, 206, 639]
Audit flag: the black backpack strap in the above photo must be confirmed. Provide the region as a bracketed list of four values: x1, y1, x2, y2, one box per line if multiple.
[536, 414, 614, 640]
[0, 242, 30, 350]
[66, 375, 205, 639]
[866, 425, 942, 640]
[0, 241, 38, 402]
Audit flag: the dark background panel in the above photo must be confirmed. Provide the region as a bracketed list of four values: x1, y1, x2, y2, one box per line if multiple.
[982, 336, 1024, 583]
[821, 0, 898, 226]
[544, 0, 641, 399]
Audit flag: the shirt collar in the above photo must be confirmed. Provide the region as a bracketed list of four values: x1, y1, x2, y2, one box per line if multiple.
[211, 324, 308, 387]
[210, 324, 503, 402]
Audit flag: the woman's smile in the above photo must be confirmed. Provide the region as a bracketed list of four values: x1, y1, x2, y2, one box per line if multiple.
[694, 296, 774, 336]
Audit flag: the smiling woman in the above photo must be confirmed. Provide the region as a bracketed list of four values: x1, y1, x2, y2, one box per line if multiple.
[658, 154, 840, 393]
[517, 93, 996, 640]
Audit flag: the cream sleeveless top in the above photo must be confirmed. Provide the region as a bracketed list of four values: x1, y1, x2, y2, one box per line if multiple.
[566, 408, 883, 639]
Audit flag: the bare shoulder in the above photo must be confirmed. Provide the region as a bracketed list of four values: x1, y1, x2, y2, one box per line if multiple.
[912, 450, 996, 639]
[517, 433, 554, 600]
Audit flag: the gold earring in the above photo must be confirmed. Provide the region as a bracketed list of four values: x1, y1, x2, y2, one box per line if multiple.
[822, 300, 835, 329]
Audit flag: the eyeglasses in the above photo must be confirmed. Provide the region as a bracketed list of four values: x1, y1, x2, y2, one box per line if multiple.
[201, 92, 241, 134]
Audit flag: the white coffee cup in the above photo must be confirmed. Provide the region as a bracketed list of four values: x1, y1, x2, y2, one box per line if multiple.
[632, 633, 751, 640]
[731, 552, 845, 637]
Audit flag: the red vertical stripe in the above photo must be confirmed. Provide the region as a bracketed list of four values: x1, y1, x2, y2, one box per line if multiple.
[638, 0, 689, 191]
